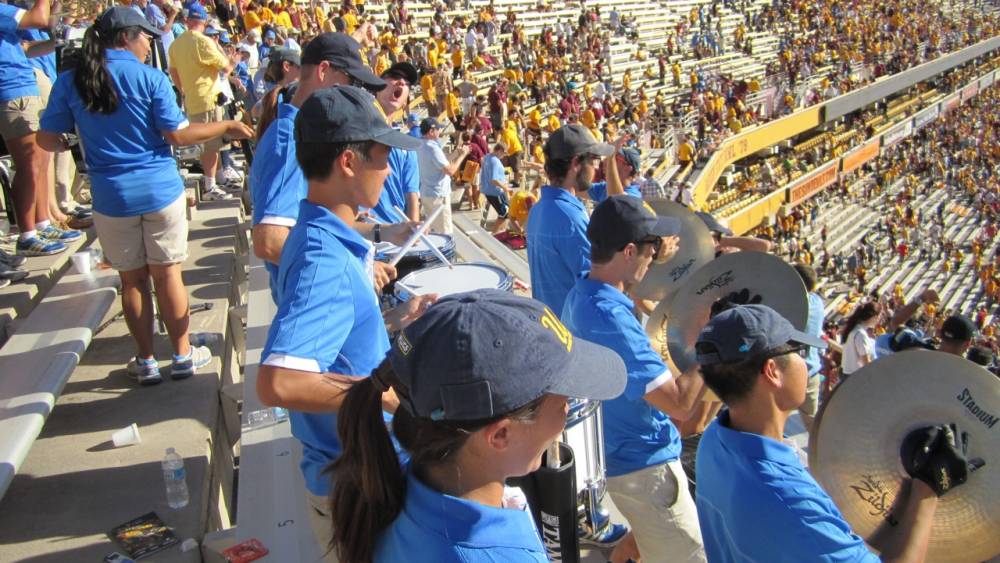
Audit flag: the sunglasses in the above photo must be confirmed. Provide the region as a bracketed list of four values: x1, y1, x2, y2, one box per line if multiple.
[761, 344, 809, 362]
[621, 237, 663, 254]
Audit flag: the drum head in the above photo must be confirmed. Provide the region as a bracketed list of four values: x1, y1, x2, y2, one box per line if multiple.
[375, 233, 453, 260]
[645, 251, 808, 373]
[397, 262, 511, 299]
[631, 200, 716, 302]
[810, 351, 1000, 563]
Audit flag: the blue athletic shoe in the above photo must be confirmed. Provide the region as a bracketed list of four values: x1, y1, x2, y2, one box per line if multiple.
[579, 517, 629, 548]
[39, 224, 82, 242]
[16, 235, 67, 256]
[170, 345, 212, 380]
[127, 356, 163, 386]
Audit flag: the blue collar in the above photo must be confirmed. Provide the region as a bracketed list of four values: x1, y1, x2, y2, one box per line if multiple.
[401, 471, 544, 551]
[277, 102, 298, 119]
[104, 49, 143, 63]
[540, 186, 585, 210]
[297, 200, 371, 259]
[712, 410, 801, 468]
[576, 275, 634, 309]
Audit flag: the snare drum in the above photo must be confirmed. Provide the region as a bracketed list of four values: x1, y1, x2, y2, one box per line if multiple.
[375, 233, 456, 275]
[562, 398, 606, 530]
[394, 262, 513, 302]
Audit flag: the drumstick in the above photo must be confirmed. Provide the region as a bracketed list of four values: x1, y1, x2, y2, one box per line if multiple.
[395, 280, 419, 299]
[388, 205, 445, 267]
[393, 205, 454, 269]
[546, 439, 561, 469]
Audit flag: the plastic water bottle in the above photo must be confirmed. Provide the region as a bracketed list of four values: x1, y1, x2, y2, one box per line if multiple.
[162, 448, 189, 509]
[189, 332, 221, 347]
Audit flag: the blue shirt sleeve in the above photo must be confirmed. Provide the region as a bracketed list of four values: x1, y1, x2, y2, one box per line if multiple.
[264, 242, 353, 368]
[39, 74, 75, 133]
[0, 5, 21, 33]
[605, 307, 669, 401]
[401, 149, 419, 194]
[150, 71, 187, 131]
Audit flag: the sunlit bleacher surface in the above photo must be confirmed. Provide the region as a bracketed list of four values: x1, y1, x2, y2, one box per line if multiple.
[0, 0, 998, 560]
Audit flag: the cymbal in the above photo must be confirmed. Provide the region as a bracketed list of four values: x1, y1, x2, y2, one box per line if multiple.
[809, 350, 1000, 563]
[644, 251, 808, 373]
[631, 200, 716, 302]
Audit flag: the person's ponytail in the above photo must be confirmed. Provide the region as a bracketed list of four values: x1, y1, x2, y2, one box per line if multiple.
[328, 361, 406, 563]
[74, 25, 120, 114]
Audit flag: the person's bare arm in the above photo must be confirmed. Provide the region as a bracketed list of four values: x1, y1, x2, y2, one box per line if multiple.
[405, 192, 420, 222]
[36, 131, 68, 152]
[889, 289, 939, 328]
[603, 134, 630, 197]
[719, 235, 772, 252]
[17, 0, 50, 29]
[252, 223, 291, 265]
[257, 365, 397, 413]
[868, 480, 938, 563]
[161, 120, 253, 146]
[22, 38, 56, 58]
[643, 365, 706, 421]
[442, 146, 470, 175]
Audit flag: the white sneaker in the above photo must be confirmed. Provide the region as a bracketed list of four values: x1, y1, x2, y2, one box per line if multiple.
[216, 166, 243, 186]
[202, 187, 235, 201]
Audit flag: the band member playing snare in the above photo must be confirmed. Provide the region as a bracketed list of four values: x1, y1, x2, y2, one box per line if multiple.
[694, 305, 983, 562]
[562, 195, 708, 562]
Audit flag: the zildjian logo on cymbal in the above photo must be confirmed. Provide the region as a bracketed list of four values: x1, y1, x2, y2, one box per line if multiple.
[669, 258, 696, 282]
[849, 474, 899, 526]
[696, 270, 736, 295]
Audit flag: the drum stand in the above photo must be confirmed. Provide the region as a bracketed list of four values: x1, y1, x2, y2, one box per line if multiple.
[515, 442, 582, 563]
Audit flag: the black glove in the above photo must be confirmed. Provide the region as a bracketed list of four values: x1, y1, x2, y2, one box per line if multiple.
[709, 288, 763, 318]
[900, 424, 984, 496]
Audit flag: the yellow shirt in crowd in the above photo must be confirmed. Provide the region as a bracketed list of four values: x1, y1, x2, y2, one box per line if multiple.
[168, 30, 230, 115]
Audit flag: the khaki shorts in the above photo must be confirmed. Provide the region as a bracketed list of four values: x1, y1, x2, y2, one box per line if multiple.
[305, 490, 339, 562]
[607, 460, 707, 563]
[93, 194, 188, 272]
[0, 95, 44, 142]
[420, 195, 454, 235]
[188, 107, 229, 153]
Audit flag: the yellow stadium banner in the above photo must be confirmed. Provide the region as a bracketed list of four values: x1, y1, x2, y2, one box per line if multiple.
[726, 188, 788, 235]
[693, 107, 822, 209]
[786, 161, 838, 207]
[840, 139, 880, 174]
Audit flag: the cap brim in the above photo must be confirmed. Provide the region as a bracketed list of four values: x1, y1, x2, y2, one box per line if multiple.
[548, 337, 627, 401]
[139, 20, 162, 36]
[651, 216, 681, 237]
[371, 128, 423, 151]
[788, 329, 828, 350]
[347, 62, 388, 91]
[584, 142, 615, 157]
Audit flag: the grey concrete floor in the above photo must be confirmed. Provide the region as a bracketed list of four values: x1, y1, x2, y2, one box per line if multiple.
[0, 200, 241, 563]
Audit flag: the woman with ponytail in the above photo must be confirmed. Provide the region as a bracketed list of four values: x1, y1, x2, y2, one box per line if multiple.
[840, 301, 882, 379]
[37, 7, 253, 385]
[329, 289, 627, 563]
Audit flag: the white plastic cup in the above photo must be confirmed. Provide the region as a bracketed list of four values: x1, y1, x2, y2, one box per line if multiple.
[70, 251, 91, 274]
[111, 423, 142, 447]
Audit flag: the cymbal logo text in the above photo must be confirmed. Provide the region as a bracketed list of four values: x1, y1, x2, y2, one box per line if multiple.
[696, 270, 736, 295]
[956, 388, 998, 429]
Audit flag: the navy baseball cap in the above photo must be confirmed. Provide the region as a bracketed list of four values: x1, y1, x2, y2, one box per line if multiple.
[96, 6, 161, 36]
[697, 304, 827, 365]
[268, 47, 301, 67]
[620, 147, 641, 175]
[696, 211, 733, 236]
[185, 2, 208, 21]
[294, 86, 421, 150]
[420, 117, 441, 135]
[587, 195, 681, 251]
[301, 32, 385, 91]
[889, 328, 936, 352]
[544, 124, 614, 161]
[390, 290, 627, 421]
[941, 314, 976, 341]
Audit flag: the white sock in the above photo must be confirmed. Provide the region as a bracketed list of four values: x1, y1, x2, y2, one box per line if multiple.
[19, 229, 37, 241]
[36, 220, 50, 230]
[203, 177, 216, 192]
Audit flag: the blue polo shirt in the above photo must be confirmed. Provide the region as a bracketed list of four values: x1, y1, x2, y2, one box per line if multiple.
[526, 187, 591, 312]
[562, 276, 680, 476]
[370, 147, 419, 224]
[376, 471, 548, 562]
[248, 102, 306, 303]
[805, 292, 825, 376]
[40, 49, 186, 217]
[696, 410, 880, 563]
[0, 6, 41, 102]
[588, 181, 642, 203]
[417, 138, 452, 198]
[261, 200, 391, 497]
[18, 28, 56, 82]
[479, 153, 506, 197]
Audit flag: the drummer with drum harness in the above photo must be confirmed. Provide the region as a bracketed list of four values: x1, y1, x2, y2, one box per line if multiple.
[694, 304, 984, 563]
[562, 195, 708, 563]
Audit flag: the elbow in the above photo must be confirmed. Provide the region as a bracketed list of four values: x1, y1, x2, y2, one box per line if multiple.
[35, 132, 62, 152]
[162, 131, 182, 146]
[256, 368, 285, 407]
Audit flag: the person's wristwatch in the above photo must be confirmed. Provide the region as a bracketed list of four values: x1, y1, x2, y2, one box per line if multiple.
[373, 223, 381, 244]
